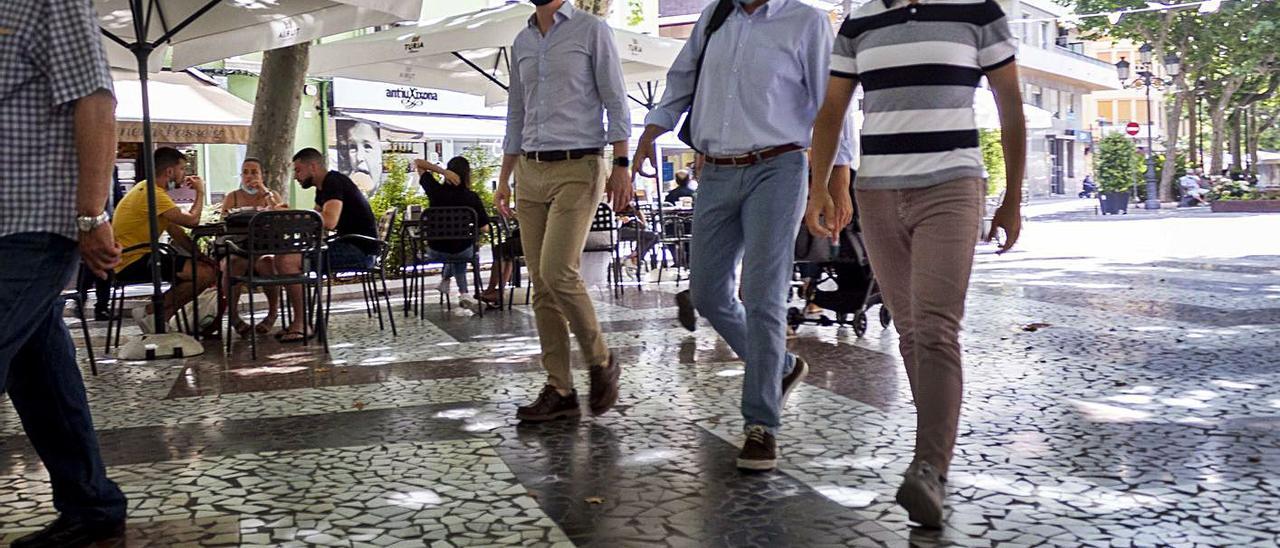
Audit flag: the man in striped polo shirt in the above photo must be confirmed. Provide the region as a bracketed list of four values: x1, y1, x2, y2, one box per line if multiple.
[805, 0, 1026, 529]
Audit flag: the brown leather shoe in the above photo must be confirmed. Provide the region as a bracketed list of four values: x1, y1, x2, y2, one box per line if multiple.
[516, 385, 581, 422]
[588, 353, 620, 415]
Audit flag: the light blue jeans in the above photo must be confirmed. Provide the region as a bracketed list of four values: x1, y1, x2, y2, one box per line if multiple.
[427, 246, 476, 294]
[690, 150, 807, 434]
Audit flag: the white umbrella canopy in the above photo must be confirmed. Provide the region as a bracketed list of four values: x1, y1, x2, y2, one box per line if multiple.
[95, 0, 420, 345]
[97, 0, 422, 71]
[309, 3, 683, 107]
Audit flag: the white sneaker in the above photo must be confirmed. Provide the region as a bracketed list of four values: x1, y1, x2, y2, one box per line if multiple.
[458, 295, 482, 314]
[132, 306, 156, 335]
[437, 277, 453, 295]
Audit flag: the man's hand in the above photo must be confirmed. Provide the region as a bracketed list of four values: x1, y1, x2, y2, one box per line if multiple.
[443, 170, 462, 185]
[986, 203, 1022, 254]
[495, 182, 514, 218]
[831, 185, 854, 236]
[631, 137, 658, 181]
[606, 166, 633, 212]
[80, 222, 121, 279]
[185, 175, 205, 193]
[805, 189, 839, 242]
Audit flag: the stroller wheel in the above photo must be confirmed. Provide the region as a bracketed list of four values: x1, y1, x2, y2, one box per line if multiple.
[879, 306, 892, 328]
[854, 313, 868, 337]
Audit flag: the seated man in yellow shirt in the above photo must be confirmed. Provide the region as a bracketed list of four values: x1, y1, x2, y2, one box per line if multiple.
[113, 147, 217, 333]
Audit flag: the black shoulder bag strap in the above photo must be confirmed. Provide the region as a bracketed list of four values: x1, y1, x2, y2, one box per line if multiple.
[676, 0, 735, 152]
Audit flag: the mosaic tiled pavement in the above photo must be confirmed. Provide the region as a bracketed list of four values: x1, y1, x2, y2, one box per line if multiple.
[3, 204, 1280, 546]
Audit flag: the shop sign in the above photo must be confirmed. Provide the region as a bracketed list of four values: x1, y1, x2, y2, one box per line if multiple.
[117, 121, 250, 144]
[332, 77, 503, 116]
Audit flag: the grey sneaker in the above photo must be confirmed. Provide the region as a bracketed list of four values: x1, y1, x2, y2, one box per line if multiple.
[780, 355, 808, 408]
[896, 461, 946, 529]
[736, 425, 777, 472]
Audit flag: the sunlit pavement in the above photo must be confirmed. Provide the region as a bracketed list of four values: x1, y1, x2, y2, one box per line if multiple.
[2, 202, 1279, 546]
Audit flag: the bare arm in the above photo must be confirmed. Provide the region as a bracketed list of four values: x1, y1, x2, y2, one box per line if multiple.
[985, 62, 1026, 251]
[160, 205, 202, 229]
[805, 76, 857, 240]
[320, 199, 344, 231]
[75, 90, 116, 217]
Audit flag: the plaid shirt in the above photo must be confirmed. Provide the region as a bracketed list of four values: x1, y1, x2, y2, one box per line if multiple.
[0, 0, 114, 240]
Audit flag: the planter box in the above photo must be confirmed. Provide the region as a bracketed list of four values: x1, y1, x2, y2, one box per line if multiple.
[1211, 200, 1280, 213]
[1098, 191, 1130, 215]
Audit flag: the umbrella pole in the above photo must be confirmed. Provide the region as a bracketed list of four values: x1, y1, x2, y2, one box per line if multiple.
[133, 45, 167, 336]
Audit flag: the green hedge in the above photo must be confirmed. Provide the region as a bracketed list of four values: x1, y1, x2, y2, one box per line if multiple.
[1096, 133, 1141, 194]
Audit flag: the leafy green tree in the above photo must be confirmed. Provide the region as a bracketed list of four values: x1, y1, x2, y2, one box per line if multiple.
[369, 155, 430, 272]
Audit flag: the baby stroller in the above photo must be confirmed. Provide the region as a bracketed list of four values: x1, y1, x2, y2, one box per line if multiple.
[788, 212, 890, 337]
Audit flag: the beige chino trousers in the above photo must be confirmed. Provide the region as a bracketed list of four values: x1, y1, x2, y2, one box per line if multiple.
[514, 155, 611, 392]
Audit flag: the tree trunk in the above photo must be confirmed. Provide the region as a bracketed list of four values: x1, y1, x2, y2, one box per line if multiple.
[1187, 95, 1197, 167]
[1158, 90, 1186, 202]
[1230, 110, 1243, 173]
[1209, 107, 1227, 175]
[246, 43, 311, 195]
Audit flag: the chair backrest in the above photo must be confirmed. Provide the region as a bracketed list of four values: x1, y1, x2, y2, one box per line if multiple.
[636, 202, 655, 218]
[589, 202, 615, 232]
[377, 208, 398, 242]
[246, 210, 324, 256]
[418, 206, 478, 242]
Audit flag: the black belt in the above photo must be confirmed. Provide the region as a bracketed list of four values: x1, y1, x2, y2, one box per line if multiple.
[524, 148, 603, 162]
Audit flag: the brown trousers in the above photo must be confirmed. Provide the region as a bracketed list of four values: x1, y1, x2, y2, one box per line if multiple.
[855, 177, 983, 476]
[515, 156, 611, 391]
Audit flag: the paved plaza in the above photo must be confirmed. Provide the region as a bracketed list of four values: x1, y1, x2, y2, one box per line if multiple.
[2, 202, 1279, 547]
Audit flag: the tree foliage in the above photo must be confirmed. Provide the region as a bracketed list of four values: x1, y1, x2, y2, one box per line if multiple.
[979, 129, 1006, 197]
[1096, 133, 1142, 193]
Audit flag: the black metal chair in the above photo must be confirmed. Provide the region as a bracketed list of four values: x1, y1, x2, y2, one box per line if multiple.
[323, 208, 398, 336]
[584, 202, 624, 297]
[402, 206, 484, 317]
[493, 215, 531, 311]
[62, 269, 98, 376]
[225, 210, 326, 360]
[103, 242, 188, 354]
[656, 202, 694, 285]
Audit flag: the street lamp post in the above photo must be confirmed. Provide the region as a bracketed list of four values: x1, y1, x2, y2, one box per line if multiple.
[1115, 44, 1180, 210]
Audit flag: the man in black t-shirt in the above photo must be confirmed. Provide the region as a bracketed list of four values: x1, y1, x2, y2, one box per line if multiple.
[263, 147, 380, 343]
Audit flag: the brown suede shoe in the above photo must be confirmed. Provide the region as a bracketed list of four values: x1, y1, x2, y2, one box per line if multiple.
[588, 353, 620, 415]
[517, 385, 581, 422]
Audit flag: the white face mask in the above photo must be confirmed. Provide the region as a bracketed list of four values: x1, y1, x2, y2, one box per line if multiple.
[242, 184, 260, 196]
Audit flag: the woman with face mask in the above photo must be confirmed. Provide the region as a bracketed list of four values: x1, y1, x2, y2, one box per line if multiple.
[222, 158, 285, 337]
[220, 157, 283, 215]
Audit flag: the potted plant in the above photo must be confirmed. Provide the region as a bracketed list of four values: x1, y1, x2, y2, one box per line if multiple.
[1095, 133, 1140, 215]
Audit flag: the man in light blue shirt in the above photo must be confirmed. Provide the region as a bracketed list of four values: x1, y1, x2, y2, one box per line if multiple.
[494, 0, 632, 423]
[633, 0, 832, 472]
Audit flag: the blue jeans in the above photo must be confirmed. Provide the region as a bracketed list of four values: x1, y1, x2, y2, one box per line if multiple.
[327, 240, 375, 272]
[0, 233, 126, 522]
[690, 151, 807, 434]
[427, 246, 476, 294]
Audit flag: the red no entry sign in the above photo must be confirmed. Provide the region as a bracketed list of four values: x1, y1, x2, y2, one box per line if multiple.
[1125, 122, 1140, 136]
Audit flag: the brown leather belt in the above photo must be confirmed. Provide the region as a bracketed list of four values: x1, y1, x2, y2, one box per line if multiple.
[524, 148, 603, 162]
[704, 144, 804, 167]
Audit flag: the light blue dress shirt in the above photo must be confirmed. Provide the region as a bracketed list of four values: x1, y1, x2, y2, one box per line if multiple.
[644, 0, 832, 157]
[503, 1, 631, 155]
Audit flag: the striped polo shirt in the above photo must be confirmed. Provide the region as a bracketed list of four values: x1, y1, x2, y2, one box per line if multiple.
[831, 0, 1018, 189]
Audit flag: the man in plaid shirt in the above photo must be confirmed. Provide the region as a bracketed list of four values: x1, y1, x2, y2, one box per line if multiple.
[0, 0, 128, 545]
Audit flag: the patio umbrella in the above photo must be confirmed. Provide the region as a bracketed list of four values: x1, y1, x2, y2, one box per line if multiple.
[96, 0, 421, 357]
[307, 3, 683, 108]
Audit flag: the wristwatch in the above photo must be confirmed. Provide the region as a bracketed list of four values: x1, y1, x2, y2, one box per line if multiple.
[613, 156, 630, 169]
[76, 211, 109, 233]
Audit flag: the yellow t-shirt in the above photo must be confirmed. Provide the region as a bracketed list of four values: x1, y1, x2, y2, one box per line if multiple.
[114, 181, 179, 270]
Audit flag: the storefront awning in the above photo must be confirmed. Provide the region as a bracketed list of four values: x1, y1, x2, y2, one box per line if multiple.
[112, 69, 255, 144]
[344, 111, 687, 148]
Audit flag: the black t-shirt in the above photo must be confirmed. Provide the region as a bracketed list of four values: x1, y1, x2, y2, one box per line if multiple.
[664, 185, 695, 205]
[420, 172, 490, 254]
[316, 171, 379, 254]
